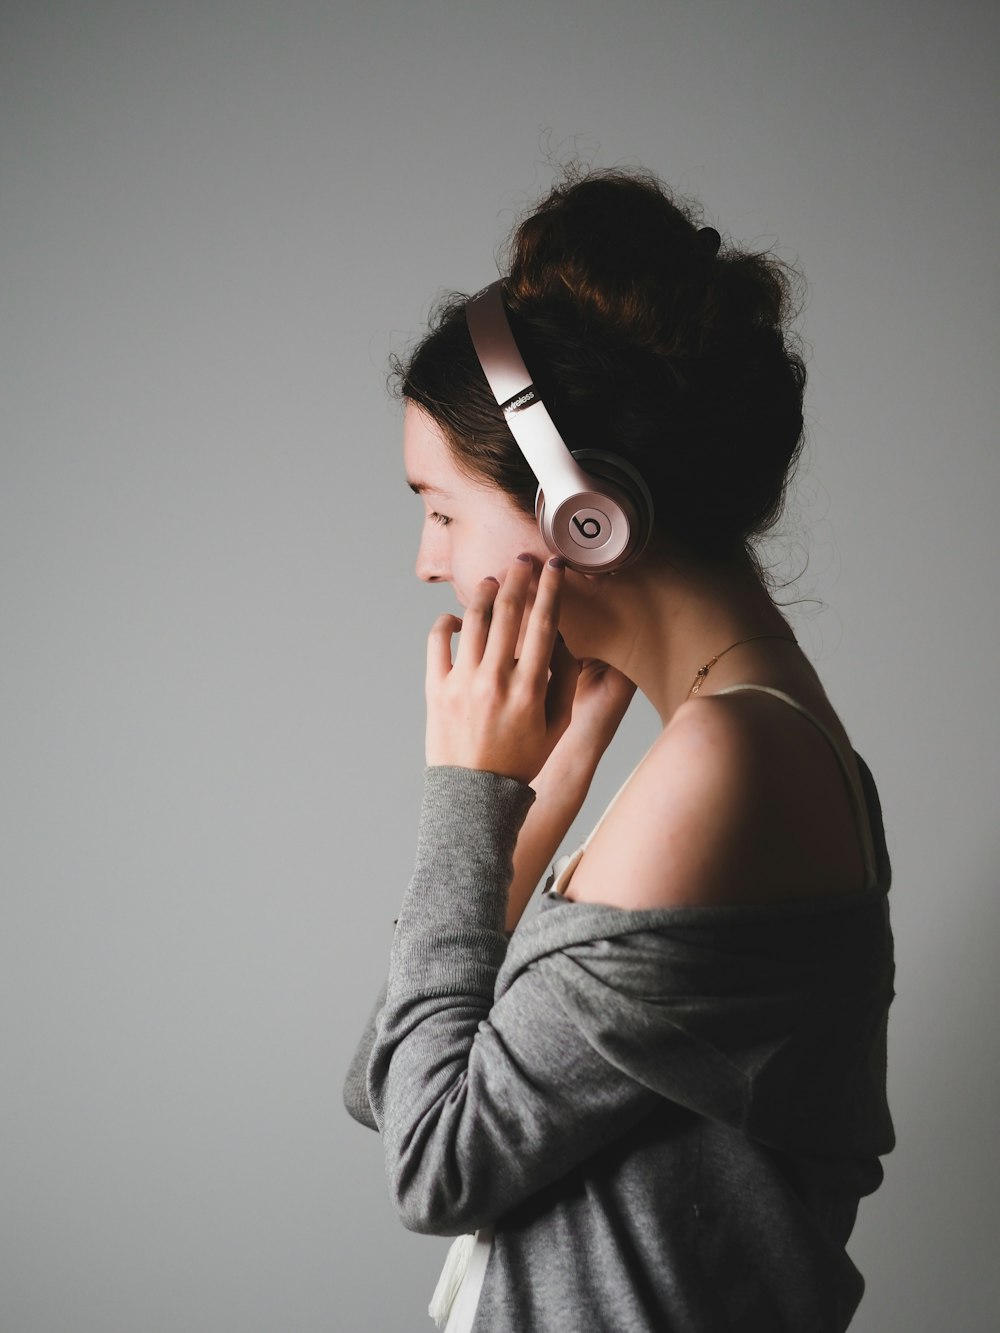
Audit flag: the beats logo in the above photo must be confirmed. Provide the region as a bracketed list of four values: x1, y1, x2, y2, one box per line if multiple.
[569, 508, 610, 547]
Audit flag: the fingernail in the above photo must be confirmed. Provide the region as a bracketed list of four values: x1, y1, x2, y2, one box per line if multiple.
[483, 576, 499, 585]
[517, 553, 533, 564]
[548, 557, 565, 570]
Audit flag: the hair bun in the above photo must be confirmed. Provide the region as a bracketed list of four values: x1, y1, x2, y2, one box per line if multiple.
[697, 226, 721, 257]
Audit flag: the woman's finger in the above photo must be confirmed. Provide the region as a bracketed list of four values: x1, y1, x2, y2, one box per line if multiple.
[481, 554, 536, 672]
[545, 631, 581, 731]
[516, 557, 565, 686]
[426, 613, 461, 689]
[453, 577, 500, 669]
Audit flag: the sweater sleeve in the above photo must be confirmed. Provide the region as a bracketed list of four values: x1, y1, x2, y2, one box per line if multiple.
[366, 765, 661, 1236]
[342, 977, 387, 1131]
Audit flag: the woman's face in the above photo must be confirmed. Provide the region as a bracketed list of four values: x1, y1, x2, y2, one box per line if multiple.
[404, 400, 656, 675]
[403, 402, 572, 655]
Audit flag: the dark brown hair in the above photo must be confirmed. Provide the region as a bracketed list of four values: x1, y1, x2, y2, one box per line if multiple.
[390, 165, 806, 575]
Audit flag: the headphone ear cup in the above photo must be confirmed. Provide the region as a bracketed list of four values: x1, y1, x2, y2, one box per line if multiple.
[466, 283, 654, 575]
[535, 449, 655, 574]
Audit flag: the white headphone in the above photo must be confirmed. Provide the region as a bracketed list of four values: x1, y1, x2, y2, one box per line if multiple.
[465, 280, 654, 575]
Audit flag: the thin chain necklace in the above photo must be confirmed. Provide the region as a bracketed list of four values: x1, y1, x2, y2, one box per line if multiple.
[687, 633, 798, 698]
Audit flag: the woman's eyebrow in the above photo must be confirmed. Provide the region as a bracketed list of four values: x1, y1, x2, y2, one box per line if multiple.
[407, 479, 451, 497]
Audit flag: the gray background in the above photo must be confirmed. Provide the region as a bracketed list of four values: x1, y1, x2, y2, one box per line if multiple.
[2, 1, 997, 1330]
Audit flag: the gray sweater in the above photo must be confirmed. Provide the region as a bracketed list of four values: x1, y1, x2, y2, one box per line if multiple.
[344, 761, 895, 1332]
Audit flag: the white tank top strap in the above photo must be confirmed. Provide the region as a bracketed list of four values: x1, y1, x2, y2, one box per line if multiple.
[712, 683, 879, 891]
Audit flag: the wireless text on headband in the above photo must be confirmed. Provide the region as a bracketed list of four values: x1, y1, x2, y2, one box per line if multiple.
[465, 280, 654, 575]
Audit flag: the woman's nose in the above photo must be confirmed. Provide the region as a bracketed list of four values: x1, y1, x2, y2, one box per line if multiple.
[415, 534, 448, 584]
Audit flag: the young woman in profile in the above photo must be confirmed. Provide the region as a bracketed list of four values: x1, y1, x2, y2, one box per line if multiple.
[344, 166, 895, 1333]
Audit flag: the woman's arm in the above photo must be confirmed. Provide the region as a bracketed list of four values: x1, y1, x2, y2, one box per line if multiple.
[504, 738, 601, 931]
[342, 739, 600, 1130]
[365, 763, 660, 1234]
[343, 657, 634, 1130]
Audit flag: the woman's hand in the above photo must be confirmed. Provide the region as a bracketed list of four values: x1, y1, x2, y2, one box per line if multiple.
[425, 553, 580, 785]
[556, 657, 637, 762]
[522, 656, 637, 808]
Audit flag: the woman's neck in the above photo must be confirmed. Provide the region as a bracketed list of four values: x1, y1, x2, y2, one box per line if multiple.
[567, 546, 798, 728]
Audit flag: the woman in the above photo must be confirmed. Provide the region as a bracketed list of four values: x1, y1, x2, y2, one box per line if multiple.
[344, 167, 894, 1332]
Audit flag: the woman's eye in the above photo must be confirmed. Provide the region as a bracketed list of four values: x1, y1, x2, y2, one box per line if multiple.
[430, 512, 452, 527]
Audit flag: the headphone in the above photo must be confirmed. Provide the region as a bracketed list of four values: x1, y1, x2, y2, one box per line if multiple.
[465, 280, 655, 575]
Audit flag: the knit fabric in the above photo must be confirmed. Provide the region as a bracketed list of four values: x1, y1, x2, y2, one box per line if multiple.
[345, 758, 895, 1332]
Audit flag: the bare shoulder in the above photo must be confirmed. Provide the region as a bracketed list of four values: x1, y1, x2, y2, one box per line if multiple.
[561, 690, 867, 909]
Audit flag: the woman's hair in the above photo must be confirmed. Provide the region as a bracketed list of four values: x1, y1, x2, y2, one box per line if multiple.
[390, 165, 806, 576]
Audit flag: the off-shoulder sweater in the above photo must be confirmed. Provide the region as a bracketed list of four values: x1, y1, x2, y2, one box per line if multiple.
[344, 691, 895, 1332]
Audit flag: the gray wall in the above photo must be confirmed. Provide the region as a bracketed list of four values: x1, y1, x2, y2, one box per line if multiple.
[2, 2, 997, 1329]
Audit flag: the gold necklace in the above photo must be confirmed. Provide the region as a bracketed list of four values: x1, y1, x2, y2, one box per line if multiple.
[687, 633, 798, 698]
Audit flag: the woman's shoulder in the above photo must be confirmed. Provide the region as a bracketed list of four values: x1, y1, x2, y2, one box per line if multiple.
[560, 682, 869, 910]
